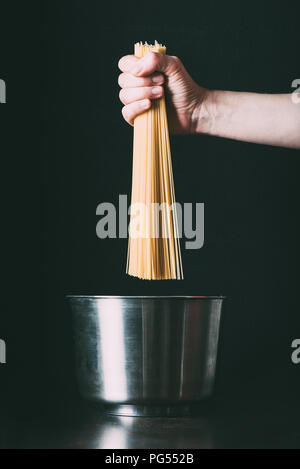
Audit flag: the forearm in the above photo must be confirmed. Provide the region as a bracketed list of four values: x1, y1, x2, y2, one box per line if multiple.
[195, 90, 300, 149]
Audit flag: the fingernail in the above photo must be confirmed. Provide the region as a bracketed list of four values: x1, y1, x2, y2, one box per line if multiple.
[142, 100, 150, 108]
[152, 86, 162, 95]
[152, 75, 162, 84]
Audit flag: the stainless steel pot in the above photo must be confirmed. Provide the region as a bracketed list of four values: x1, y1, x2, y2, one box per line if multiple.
[68, 296, 225, 416]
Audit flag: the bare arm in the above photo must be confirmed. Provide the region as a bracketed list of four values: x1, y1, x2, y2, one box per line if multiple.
[196, 90, 300, 149]
[118, 52, 300, 149]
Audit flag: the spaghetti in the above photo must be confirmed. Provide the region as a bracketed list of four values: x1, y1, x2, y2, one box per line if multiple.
[126, 41, 183, 280]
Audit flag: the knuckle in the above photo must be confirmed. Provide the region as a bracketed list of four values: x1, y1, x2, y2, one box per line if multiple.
[118, 73, 124, 87]
[122, 106, 129, 120]
[118, 56, 125, 71]
[171, 55, 182, 66]
[118, 54, 135, 72]
[119, 88, 126, 103]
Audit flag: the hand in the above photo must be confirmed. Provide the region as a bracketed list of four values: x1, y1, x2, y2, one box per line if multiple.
[118, 52, 208, 134]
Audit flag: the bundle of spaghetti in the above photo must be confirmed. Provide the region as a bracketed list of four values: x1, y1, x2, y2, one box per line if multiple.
[126, 41, 183, 280]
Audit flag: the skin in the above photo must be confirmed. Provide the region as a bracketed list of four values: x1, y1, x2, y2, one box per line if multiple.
[118, 52, 300, 149]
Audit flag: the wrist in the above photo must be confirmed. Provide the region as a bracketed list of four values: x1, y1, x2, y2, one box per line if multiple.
[191, 88, 216, 135]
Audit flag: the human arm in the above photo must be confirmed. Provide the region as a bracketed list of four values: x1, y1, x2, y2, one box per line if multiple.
[118, 52, 300, 149]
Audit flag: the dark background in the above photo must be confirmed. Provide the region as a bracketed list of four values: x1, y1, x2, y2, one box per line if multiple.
[0, 0, 299, 419]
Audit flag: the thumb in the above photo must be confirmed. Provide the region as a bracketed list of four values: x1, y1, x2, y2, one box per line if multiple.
[119, 52, 179, 77]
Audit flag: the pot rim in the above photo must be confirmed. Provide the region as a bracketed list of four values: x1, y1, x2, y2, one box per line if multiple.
[66, 295, 226, 299]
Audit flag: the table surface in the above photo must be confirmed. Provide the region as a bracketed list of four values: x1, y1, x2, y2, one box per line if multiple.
[1, 393, 299, 449]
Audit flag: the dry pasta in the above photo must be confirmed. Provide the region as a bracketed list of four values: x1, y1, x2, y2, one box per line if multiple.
[126, 41, 183, 280]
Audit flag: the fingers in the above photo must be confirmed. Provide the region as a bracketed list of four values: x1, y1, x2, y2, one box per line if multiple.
[118, 52, 181, 77]
[118, 72, 164, 88]
[119, 85, 164, 105]
[118, 52, 181, 126]
[122, 100, 151, 126]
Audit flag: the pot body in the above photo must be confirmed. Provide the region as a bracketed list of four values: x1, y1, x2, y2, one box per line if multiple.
[68, 296, 224, 412]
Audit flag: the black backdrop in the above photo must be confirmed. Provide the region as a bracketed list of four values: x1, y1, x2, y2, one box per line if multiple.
[0, 0, 299, 416]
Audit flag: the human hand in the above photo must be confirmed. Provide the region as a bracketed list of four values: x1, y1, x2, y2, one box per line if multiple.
[118, 52, 208, 134]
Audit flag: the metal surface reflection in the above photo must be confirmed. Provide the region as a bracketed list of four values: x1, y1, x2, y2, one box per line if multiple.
[98, 299, 127, 401]
[96, 423, 128, 449]
[92, 416, 214, 449]
[69, 296, 224, 415]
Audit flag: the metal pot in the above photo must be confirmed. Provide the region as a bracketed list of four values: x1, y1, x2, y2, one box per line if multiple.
[68, 296, 225, 416]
